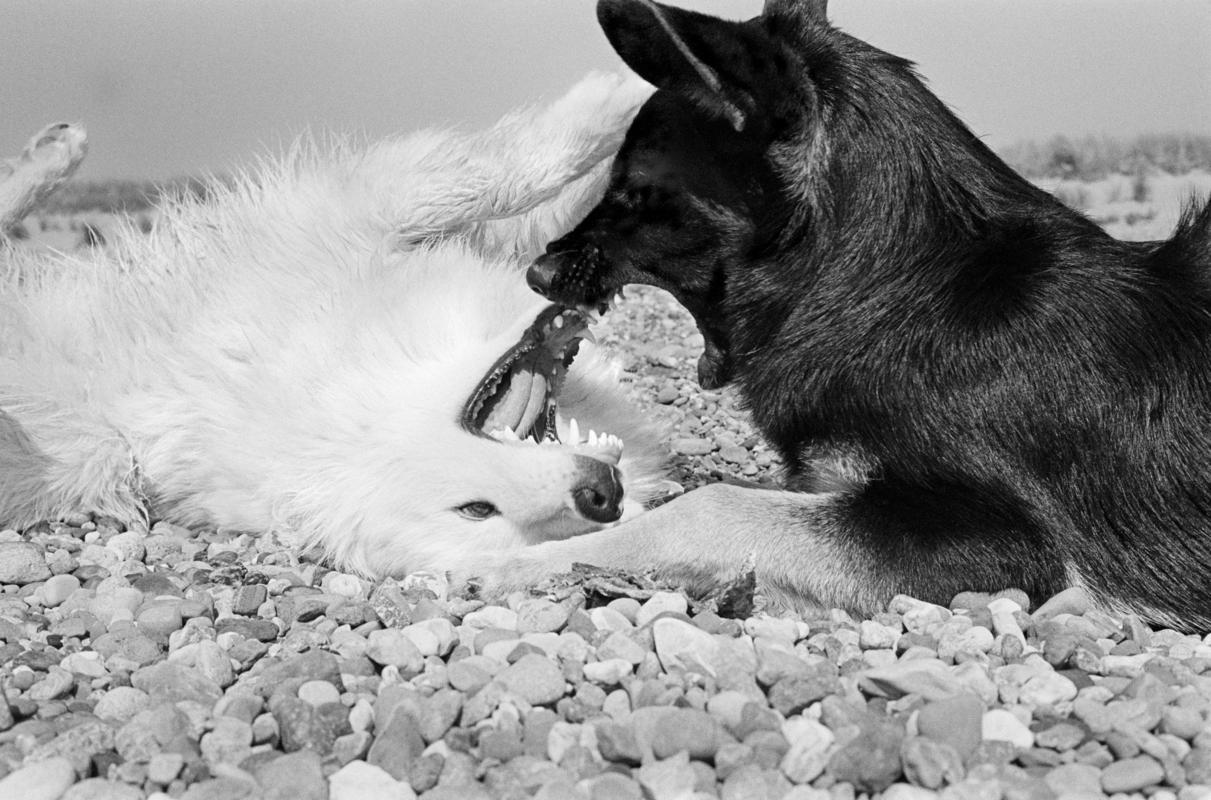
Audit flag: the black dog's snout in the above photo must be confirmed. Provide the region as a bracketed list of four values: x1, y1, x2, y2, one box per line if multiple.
[527, 254, 560, 298]
[570, 455, 624, 524]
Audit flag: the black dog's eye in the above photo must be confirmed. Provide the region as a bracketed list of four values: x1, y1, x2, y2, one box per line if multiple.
[456, 501, 499, 520]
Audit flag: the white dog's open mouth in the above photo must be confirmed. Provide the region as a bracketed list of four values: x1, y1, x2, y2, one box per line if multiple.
[462, 305, 621, 457]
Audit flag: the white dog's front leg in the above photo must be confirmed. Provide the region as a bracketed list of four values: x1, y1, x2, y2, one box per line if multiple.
[447, 483, 882, 612]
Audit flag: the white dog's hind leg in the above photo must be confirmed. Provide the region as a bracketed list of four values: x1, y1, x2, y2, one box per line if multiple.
[0, 123, 88, 234]
[367, 72, 653, 243]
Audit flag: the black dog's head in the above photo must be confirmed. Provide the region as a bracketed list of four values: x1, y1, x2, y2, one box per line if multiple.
[528, 0, 834, 388]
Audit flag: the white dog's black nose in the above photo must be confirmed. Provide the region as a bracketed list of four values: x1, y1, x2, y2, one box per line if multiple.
[571, 456, 624, 523]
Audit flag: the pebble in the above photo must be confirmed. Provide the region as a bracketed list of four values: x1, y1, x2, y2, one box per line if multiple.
[636, 591, 689, 626]
[0, 541, 52, 583]
[0, 756, 77, 800]
[93, 686, 151, 722]
[329, 760, 417, 800]
[916, 693, 984, 761]
[516, 599, 570, 633]
[671, 437, 715, 456]
[652, 617, 720, 676]
[781, 717, 834, 783]
[366, 629, 424, 674]
[496, 653, 567, 705]
[583, 658, 633, 685]
[298, 679, 341, 706]
[1101, 755, 1166, 793]
[858, 658, 963, 701]
[982, 708, 1035, 750]
[41, 573, 82, 606]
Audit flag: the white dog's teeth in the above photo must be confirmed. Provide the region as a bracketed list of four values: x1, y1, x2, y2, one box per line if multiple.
[490, 426, 521, 442]
[614, 293, 624, 307]
[588, 429, 598, 447]
[553, 314, 564, 329]
[568, 417, 581, 444]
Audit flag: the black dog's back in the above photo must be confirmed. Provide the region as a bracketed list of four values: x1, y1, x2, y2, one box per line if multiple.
[530, 0, 1211, 629]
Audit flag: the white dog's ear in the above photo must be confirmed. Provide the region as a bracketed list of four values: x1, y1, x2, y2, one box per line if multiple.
[597, 0, 757, 132]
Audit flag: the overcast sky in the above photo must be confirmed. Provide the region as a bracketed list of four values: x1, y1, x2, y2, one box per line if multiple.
[1, 0, 1208, 180]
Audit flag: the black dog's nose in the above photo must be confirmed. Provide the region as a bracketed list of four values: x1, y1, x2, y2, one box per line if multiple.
[570, 455, 624, 524]
[527, 253, 559, 298]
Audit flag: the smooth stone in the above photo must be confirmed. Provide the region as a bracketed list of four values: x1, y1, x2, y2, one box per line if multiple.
[462, 606, 519, 631]
[41, 574, 82, 607]
[496, 653, 566, 706]
[254, 749, 327, 800]
[0, 542, 52, 584]
[93, 686, 151, 723]
[636, 752, 698, 800]
[298, 679, 341, 707]
[365, 629, 424, 674]
[201, 716, 254, 766]
[61, 778, 144, 799]
[826, 720, 905, 794]
[583, 659, 633, 685]
[1019, 672, 1078, 706]
[671, 438, 715, 456]
[1033, 586, 1093, 620]
[131, 661, 223, 706]
[366, 705, 425, 781]
[636, 592, 689, 627]
[400, 618, 457, 657]
[900, 736, 964, 790]
[1043, 762, 1103, 796]
[981, 709, 1034, 750]
[329, 760, 417, 800]
[858, 658, 964, 701]
[0, 756, 77, 800]
[780, 717, 834, 783]
[652, 617, 720, 677]
[916, 694, 984, 761]
[147, 752, 186, 784]
[648, 708, 724, 760]
[597, 632, 647, 665]
[1101, 755, 1165, 793]
[516, 599, 570, 634]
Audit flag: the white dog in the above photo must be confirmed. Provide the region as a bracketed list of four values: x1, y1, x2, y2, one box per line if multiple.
[0, 73, 670, 578]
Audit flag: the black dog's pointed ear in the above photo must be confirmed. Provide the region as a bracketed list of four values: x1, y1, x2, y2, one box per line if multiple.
[597, 0, 757, 132]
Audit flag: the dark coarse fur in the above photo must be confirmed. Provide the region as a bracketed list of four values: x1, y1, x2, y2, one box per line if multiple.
[528, 0, 1211, 629]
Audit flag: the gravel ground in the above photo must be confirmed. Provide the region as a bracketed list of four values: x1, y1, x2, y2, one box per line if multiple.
[3, 287, 1211, 800]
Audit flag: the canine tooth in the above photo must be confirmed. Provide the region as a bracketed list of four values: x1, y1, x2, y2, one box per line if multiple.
[614, 293, 624, 307]
[553, 314, 564, 329]
[568, 417, 581, 444]
[489, 426, 520, 442]
[588, 429, 598, 447]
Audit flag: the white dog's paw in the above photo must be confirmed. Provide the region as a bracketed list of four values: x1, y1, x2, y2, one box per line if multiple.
[549, 71, 654, 153]
[445, 551, 566, 601]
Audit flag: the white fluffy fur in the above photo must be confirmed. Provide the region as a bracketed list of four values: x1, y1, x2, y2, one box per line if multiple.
[0, 72, 667, 578]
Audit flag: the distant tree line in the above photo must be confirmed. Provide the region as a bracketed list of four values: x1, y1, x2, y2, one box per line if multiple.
[28, 133, 1211, 215]
[999, 133, 1211, 180]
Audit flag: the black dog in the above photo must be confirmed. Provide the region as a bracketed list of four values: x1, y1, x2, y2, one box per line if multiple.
[486, 0, 1211, 630]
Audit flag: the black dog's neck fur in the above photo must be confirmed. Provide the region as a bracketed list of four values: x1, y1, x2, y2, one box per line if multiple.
[731, 29, 1177, 451]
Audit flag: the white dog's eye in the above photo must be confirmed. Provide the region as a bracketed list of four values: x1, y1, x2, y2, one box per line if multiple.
[456, 501, 499, 521]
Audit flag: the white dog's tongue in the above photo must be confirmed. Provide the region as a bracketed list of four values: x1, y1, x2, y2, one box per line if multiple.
[482, 366, 546, 437]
